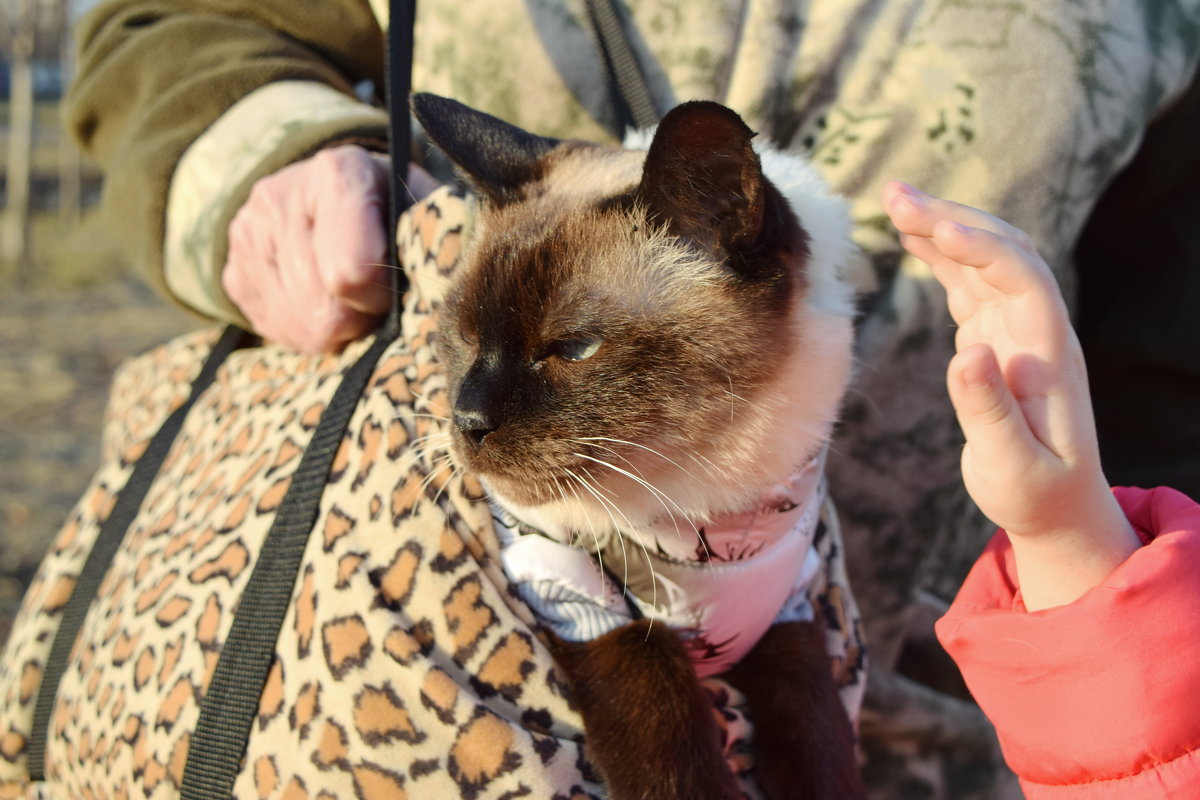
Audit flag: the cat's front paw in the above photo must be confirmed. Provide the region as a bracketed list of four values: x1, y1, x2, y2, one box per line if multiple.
[725, 620, 866, 800]
[550, 621, 742, 800]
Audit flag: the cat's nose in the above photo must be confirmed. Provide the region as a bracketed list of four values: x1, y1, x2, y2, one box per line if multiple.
[454, 355, 506, 446]
[453, 407, 497, 446]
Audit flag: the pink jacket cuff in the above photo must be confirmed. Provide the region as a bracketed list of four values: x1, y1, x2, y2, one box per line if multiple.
[936, 486, 1200, 797]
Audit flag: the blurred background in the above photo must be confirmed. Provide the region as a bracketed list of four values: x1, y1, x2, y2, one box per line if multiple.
[0, 0, 193, 643]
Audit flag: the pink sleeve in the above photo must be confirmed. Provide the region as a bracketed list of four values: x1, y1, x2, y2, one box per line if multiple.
[936, 487, 1200, 799]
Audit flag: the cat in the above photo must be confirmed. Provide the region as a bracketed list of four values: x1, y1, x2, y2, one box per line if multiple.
[412, 92, 866, 800]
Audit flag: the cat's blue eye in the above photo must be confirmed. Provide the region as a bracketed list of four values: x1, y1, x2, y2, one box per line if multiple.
[552, 338, 602, 362]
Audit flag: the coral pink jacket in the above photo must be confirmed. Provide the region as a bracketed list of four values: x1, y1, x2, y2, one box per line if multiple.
[937, 487, 1200, 799]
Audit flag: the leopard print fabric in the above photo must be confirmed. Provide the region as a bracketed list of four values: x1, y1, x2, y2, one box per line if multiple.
[0, 188, 866, 799]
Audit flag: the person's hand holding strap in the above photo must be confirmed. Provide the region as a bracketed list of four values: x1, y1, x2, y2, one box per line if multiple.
[223, 144, 439, 353]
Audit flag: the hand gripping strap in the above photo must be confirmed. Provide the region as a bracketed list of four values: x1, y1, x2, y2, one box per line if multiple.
[180, 1, 417, 795]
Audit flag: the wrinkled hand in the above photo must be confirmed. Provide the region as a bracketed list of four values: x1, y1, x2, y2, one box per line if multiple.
[223, 145, 439, 353]
[884, 181, 1138, 609]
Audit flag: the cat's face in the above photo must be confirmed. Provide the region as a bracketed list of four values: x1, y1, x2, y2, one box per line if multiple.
[414, 95, 854, 535]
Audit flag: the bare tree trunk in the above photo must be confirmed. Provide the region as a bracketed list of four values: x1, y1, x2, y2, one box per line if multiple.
[58, 0, 81, 223]
[3, 0, 38, 285]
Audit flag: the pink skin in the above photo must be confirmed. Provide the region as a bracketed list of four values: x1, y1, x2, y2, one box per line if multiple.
[222, 145, 440, 353]
[883, 181, 1139, 611]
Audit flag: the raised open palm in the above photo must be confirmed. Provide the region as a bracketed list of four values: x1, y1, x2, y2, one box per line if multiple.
[884, 181, 1138, 610]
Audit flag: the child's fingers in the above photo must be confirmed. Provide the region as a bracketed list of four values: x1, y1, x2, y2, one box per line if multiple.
[885, 182, 1018, 301]
[931, 221, 1058, 300]
[898, 232, 980, 322]
[897, 231, 967, 281]
[947, 343, 1040, 467]
[883, 182, 1037, 255]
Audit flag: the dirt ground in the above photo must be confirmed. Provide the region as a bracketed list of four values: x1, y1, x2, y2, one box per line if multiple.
[0, 278, 194, 642]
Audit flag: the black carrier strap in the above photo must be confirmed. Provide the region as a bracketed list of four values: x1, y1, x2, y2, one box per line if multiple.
[584, 0, 660, 133]
[28, 324, 254, 779]
[179, 329, 398, 798]
[180, 1, 417, 795]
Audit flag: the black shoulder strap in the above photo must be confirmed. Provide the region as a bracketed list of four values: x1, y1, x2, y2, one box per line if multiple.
[583, 0, 660, 133]
[382, 0, 416, 337]
[179, 330, 398, 799]
[28, 324, 253, 780]
[180, 2, 417, 796]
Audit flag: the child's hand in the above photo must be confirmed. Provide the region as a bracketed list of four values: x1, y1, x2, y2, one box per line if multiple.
[882, 181, 1139, 610]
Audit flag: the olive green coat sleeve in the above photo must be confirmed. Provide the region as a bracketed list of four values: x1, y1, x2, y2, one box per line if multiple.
[65, 0, 389, 318]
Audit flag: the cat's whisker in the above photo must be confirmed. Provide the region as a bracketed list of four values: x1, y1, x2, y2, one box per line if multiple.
[585, 451, 716, 566]
[404, 411, 452, 423]
[575, 465, 638, 548]
[436, 458, 466, 505]
[842, 382, 884, 418]
[571, 438, 690, 494]
[358, 260, 405, 272]
[559, 479, 608, 597]
[720, 391, 748, 410]
[684, 451, 721, 480]
[573, 464, 657, 615]
[411, 426, 453, 442]
[412, 443, 451, 470]
[393, 415, 452, 436]
[392, 428, 449, 473]
[358, 259, 456, 287]
[573, 453, 697, 542]
[408, 432, 453, 455]
[409, 438, 454, 471]
[569, 440, 657, 486]
[416, 453, 457, 501]
[408, 388, 453, 419]
[574, 443, 718, 565]
[575, 436, 706, 483]
[356, 260, 455, 299]
[850, 353, 879, 375]
[573, 453, 681, 542]
[413, 451, 450, 481]
[409, 388, 439, 405]
[565, 468, 636, 604]
[569, 443, 717, 563]
[573, 463, 663, 626]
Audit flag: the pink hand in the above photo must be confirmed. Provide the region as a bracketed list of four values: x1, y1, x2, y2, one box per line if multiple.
[223, 145, 407, 353]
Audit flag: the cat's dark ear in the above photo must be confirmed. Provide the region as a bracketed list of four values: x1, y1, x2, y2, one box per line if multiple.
[412, 93, 561, 205]
[639, 101, 765, 254]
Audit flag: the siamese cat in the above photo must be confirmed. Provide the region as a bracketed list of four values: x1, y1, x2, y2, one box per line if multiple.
[412, 93, 865, 800]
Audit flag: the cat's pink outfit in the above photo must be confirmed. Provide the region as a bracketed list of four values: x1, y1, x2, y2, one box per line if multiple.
[937, 486, 1200, 798]
[492, 453, 830, 680]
